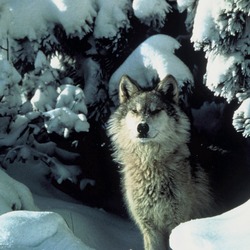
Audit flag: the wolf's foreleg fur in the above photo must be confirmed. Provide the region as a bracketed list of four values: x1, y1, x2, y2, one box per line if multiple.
[143, 228, 169, 250]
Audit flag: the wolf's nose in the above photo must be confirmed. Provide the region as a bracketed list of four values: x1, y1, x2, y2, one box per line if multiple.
[137, 122, 149, 137]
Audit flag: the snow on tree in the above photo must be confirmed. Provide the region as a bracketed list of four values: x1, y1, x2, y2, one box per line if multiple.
[0, 0, 147, 191]
[132, 0, 172, 28]
[0, 0, 94, 187]
[109, 34, 194, 106]
[177, 0, 250, 137]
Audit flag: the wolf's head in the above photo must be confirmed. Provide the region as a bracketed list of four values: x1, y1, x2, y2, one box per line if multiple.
[108, 75, 190, 149]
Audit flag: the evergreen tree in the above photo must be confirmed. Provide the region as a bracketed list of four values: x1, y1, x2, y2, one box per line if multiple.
[178, 0, 250, 137]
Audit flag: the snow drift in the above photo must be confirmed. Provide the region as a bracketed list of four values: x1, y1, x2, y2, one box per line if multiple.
[170, 199, 250, 250]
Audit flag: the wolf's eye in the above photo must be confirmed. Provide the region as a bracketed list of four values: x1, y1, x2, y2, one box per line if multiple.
[150, 109, 162, 115]
[131, 109, 138, 114]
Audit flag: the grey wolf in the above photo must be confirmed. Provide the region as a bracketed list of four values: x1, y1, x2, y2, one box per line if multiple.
[107, 75, 213, 250]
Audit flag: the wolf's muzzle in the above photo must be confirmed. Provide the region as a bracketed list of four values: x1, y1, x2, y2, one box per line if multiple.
[137, 122, 149, 138]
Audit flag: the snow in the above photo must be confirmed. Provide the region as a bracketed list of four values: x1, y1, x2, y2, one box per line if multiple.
[191, 0, 218, 50]
[179, 0, 250, 137]
[190, 0, 250, 52]
[132, 0, 172, 27]
[205, 52, 243, 102]
[176, 0, 196, 13]
[233, 98, 250, 137]
[94, 0, 131, 39]
[0, 163, 143, 250]
[109, 34, 194, 105]
[0, 0, 97, 40]
[1, 154, 250, 250]
[0, 168, 38, 214]
[170, 199, 250, 250]
[0, 211, 91, 250]
[0, 59, 22, 116]
[56, 85, 88, 114]
[44, 107, 89, 137]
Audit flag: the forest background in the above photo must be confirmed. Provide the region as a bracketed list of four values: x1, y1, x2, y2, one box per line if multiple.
[0, 0, 249, 217]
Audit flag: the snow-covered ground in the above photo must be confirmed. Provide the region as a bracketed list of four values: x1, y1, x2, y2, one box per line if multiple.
[170, 199, 250, 250]
[1, 159, 250, 250]
[0, 163, 143, 250]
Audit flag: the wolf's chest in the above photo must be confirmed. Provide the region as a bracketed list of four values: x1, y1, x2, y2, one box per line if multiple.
[123, 161, 177, 205]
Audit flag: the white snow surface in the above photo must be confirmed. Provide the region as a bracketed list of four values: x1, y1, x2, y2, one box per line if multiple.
[0, 211, 92, 250]
[1, 162, 250, 250]
[0, 162, 143, 250]
[170, 199, 250, 250]
[109, 34, 193, 104]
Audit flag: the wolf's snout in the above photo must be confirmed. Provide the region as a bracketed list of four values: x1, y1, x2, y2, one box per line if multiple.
[137, 122, 149, 138]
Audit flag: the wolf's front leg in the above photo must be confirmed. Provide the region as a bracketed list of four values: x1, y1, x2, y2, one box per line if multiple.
[143, 230, 169, 250]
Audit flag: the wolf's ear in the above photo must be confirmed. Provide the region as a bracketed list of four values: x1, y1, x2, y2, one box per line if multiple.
[119, 75, 140, 103]
[156, 75, 179, 104]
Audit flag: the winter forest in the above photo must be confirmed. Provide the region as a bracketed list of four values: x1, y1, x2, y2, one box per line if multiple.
[0, 0, 249, 249]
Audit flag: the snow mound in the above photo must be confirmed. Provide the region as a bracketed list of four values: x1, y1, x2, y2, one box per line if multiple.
[0, 210, 93, 250]
[0, 168, 38, 215]
[4, 161, 143, 250]
[109, 34, 193, 105]
[170, 199, 250, 250]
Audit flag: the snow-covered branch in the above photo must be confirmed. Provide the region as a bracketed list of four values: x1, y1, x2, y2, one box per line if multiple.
[178, 0, 250, 136]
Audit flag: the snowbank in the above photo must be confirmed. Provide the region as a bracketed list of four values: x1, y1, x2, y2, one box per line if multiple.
[0, 168, 37, 215]
[35, 196, 143, 250]
[0, 211, 92, 250]
[170, 199, 250, 250]
[1, 163, 143, 250]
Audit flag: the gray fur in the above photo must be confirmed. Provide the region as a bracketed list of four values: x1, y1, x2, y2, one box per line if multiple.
[107, 75, 213, 250]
